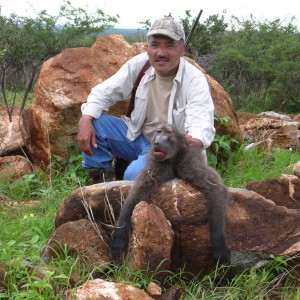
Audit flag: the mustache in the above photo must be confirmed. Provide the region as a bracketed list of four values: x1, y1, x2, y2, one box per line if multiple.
[155, 56, 169, 62]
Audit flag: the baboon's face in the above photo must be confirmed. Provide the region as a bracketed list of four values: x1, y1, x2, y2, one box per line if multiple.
[151, 124, 184, 161]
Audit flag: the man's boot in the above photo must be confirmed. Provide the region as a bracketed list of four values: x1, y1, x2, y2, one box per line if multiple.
[86, 168, 116, 184]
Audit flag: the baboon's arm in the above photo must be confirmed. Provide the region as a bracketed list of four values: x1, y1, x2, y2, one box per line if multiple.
[177, 160, 231, 264]
[111, 162, 174, 261]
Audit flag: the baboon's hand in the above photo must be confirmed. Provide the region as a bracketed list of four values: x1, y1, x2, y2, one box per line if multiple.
[110, 228, 129, 262]
[213, 246, 231, 265]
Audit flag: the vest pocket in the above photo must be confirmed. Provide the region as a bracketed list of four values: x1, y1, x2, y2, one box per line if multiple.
[172, 105, 185, 130]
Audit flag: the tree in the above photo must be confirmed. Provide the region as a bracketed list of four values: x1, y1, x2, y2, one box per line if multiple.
[0, 0, 118, 121]
[211, 17, 300, 113]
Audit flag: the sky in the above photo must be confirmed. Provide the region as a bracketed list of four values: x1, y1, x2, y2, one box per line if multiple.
[0, 0, 299, 29]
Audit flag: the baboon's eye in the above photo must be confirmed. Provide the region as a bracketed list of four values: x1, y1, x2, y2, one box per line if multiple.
[165, 128, 173, 134]
[157, 128, 162, 133]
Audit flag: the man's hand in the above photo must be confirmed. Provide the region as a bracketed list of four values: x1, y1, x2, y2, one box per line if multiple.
[77, 115, 97, 156]
[182, 132, 204, 148]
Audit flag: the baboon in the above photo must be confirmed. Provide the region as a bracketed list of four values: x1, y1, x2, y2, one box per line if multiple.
[111, 123, 231, 264]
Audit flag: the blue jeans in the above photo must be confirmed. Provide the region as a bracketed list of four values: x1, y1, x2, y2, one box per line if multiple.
[82, 114, 151, 180]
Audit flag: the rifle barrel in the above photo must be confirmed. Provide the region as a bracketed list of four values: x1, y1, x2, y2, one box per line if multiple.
[185, 9, 203, 48]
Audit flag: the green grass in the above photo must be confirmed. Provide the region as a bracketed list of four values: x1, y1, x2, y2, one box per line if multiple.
[0, 145, 300, 299]
[1, 91, 34, 110]
[218, 146, 300, 188]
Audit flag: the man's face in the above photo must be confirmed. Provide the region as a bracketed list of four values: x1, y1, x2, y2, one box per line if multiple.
[146, 35, 185, 77]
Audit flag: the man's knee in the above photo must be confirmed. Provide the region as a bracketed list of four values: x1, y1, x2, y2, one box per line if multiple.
[123, 155, 147, 181]
[124, 166, 138, 181]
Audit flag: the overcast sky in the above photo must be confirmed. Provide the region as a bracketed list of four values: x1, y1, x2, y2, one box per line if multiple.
[0, 0, 299, 28]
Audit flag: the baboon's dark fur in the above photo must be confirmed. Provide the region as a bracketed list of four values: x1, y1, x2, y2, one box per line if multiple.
[111, 124, 230, 264]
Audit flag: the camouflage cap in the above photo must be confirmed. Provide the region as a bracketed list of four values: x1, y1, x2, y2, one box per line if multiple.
[147, 17, 185, 42]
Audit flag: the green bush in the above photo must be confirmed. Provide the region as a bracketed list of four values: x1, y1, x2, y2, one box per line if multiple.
[211, 17, 300, 113]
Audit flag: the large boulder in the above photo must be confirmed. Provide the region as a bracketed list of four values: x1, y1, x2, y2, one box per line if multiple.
[40, 219, 111, 270]
[65, 278, 154, 300]
[42, 199, 174, 276]
[246, 175, 300, 210]
[22, 35, 144, 167]
[240, 115, 300, 150]
[0, 107, 28, 156]
[127, 201, 174, 274]
[52, 178, 300, 277]
[293, 161, 300, 178]
[294, 113, 300, 123]
[0, 155, 33, 181]
[22, 34, 241, 167]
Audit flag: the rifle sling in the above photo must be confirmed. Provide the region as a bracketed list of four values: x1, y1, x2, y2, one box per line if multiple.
[126, 60, 151, 117]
